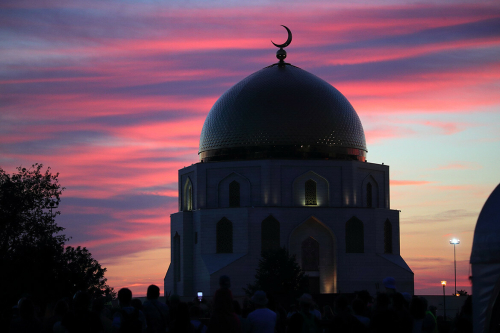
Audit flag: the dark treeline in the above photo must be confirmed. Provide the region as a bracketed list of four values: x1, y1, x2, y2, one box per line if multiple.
[1, 164, 115, 329]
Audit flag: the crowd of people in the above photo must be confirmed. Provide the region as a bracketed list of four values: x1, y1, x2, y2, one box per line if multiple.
[8, 276, 472, 333]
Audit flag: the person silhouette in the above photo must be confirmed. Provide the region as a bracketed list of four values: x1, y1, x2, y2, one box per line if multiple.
[142, 285, 169, 333]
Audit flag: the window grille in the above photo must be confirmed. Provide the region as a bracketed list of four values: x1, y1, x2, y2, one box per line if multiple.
[184, 179, 193, 211]
[216, 217, 233, 253]
[302, 237, 319, 271]
[384, 219, 393, 254]
[367, 183, 372, 208]
[261, 215, 280, 253]
[173, 233, 181, 282]
[346, 217, 364, 253]
[229, 181, 240, 207]
[305, 179, 317, 206]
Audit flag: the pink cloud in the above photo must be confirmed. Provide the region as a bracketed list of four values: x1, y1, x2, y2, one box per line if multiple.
[422, 121, 465, 135]
[338, 66, 500, 114]
[365, 124, 415, 144]
[434, 185, 476, 192]
[391, 180, 432, 186]
[1, 1, 499, 295]
[1, 94, 213, 120]
[436, 162, 482, 170]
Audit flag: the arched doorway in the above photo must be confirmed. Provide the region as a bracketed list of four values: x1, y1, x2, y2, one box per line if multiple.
[289, 217, 336, 293]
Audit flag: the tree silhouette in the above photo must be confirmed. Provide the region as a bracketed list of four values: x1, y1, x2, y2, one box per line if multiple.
[245, 247, 308, 302]
[58, 246, 115, 299]
[0, 164, 66, 254]
[0, 164, 114, 312]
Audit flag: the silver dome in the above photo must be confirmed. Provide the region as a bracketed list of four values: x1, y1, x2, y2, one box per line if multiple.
[199, 63, 367, 162]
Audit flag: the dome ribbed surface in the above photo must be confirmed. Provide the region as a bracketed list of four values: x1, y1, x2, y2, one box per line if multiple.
[199, 64, 367, 161]
[470, 183, 500, 264]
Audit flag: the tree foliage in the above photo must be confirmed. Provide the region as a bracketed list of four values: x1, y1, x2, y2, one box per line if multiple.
[58, 246, 115, 300]
[0, 164, 66, 254]
[0, 164, 115, 311]
[245, 247, 308, 301]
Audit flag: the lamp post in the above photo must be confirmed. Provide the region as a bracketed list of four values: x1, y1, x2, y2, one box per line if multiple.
[441, 281, 447, 320]
[450, 238, 460, 295]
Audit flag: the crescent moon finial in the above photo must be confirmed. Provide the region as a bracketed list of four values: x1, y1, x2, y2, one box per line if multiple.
[271, 25, 292, 48]
[271, 25, 292, 65]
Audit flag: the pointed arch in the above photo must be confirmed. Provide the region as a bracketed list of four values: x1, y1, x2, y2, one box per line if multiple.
[384, 219, 393, 254]
[361, 174, 379, 208]
[183, 177, 193, 211]
[229, 180, 240, 207]
[216, 217, 233, 253]
[346, 216, 364, 253]
[289, 216, 337, 293]
[305, 179, 317, 206]
[218, 172, 251, 208]
[292, 171, 329, 207]
[302, 237, 320, 271]
[366, 182, 372, 208]
[173, 232, 181, 282]
[261, 215, 280, 253]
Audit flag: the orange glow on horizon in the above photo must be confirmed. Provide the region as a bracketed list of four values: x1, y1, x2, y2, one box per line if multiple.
[2, 0, 498, 296]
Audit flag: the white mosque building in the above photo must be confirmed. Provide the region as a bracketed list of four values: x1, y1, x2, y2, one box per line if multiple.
[164, 32, 414, 297]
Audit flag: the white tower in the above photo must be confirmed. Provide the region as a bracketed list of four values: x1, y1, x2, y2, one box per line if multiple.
[165, 35, 413, 297]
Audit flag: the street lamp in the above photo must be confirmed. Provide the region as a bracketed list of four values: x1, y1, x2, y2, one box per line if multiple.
[450, 238, 460, 295]
[441, 281, 447, 320]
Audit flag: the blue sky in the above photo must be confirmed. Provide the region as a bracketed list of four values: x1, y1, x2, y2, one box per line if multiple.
[1, 0, 499, 295]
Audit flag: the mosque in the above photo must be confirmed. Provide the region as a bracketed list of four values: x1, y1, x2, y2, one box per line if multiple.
[164, 28, 414, 297]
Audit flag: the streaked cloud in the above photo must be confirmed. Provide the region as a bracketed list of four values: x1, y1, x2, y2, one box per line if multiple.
[435, 162, 483, 170]
[390, 180, 432, 186]
[402, 209, 478, 224]
[1, 0, 499, 295]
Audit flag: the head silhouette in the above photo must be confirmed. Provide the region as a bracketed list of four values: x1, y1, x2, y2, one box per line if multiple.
[147, 285, 160, 300]
[118, 288, 133, 307]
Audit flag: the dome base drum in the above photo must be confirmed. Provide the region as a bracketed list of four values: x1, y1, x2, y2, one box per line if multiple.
[200, 145, 366, 162]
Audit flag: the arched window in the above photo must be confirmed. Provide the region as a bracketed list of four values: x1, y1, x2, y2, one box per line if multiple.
[183, 178, 193, 211]
[346, 217, 364, 253]
[173, 233, 181, 282]
[261, 215, 280, 253]
[302, 237, 319, 271]
[367, 183, 372, 208]
[305, 179, 317, 206]
[216, 218, 233, 253]
[229, 181, 240, 207]
[384, 219, 393, 254]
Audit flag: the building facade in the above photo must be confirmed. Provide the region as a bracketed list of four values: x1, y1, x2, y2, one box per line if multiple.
[164, 50, 414, 297]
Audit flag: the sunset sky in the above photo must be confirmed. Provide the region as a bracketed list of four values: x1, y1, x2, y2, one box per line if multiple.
[1, 0, 499, 296]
